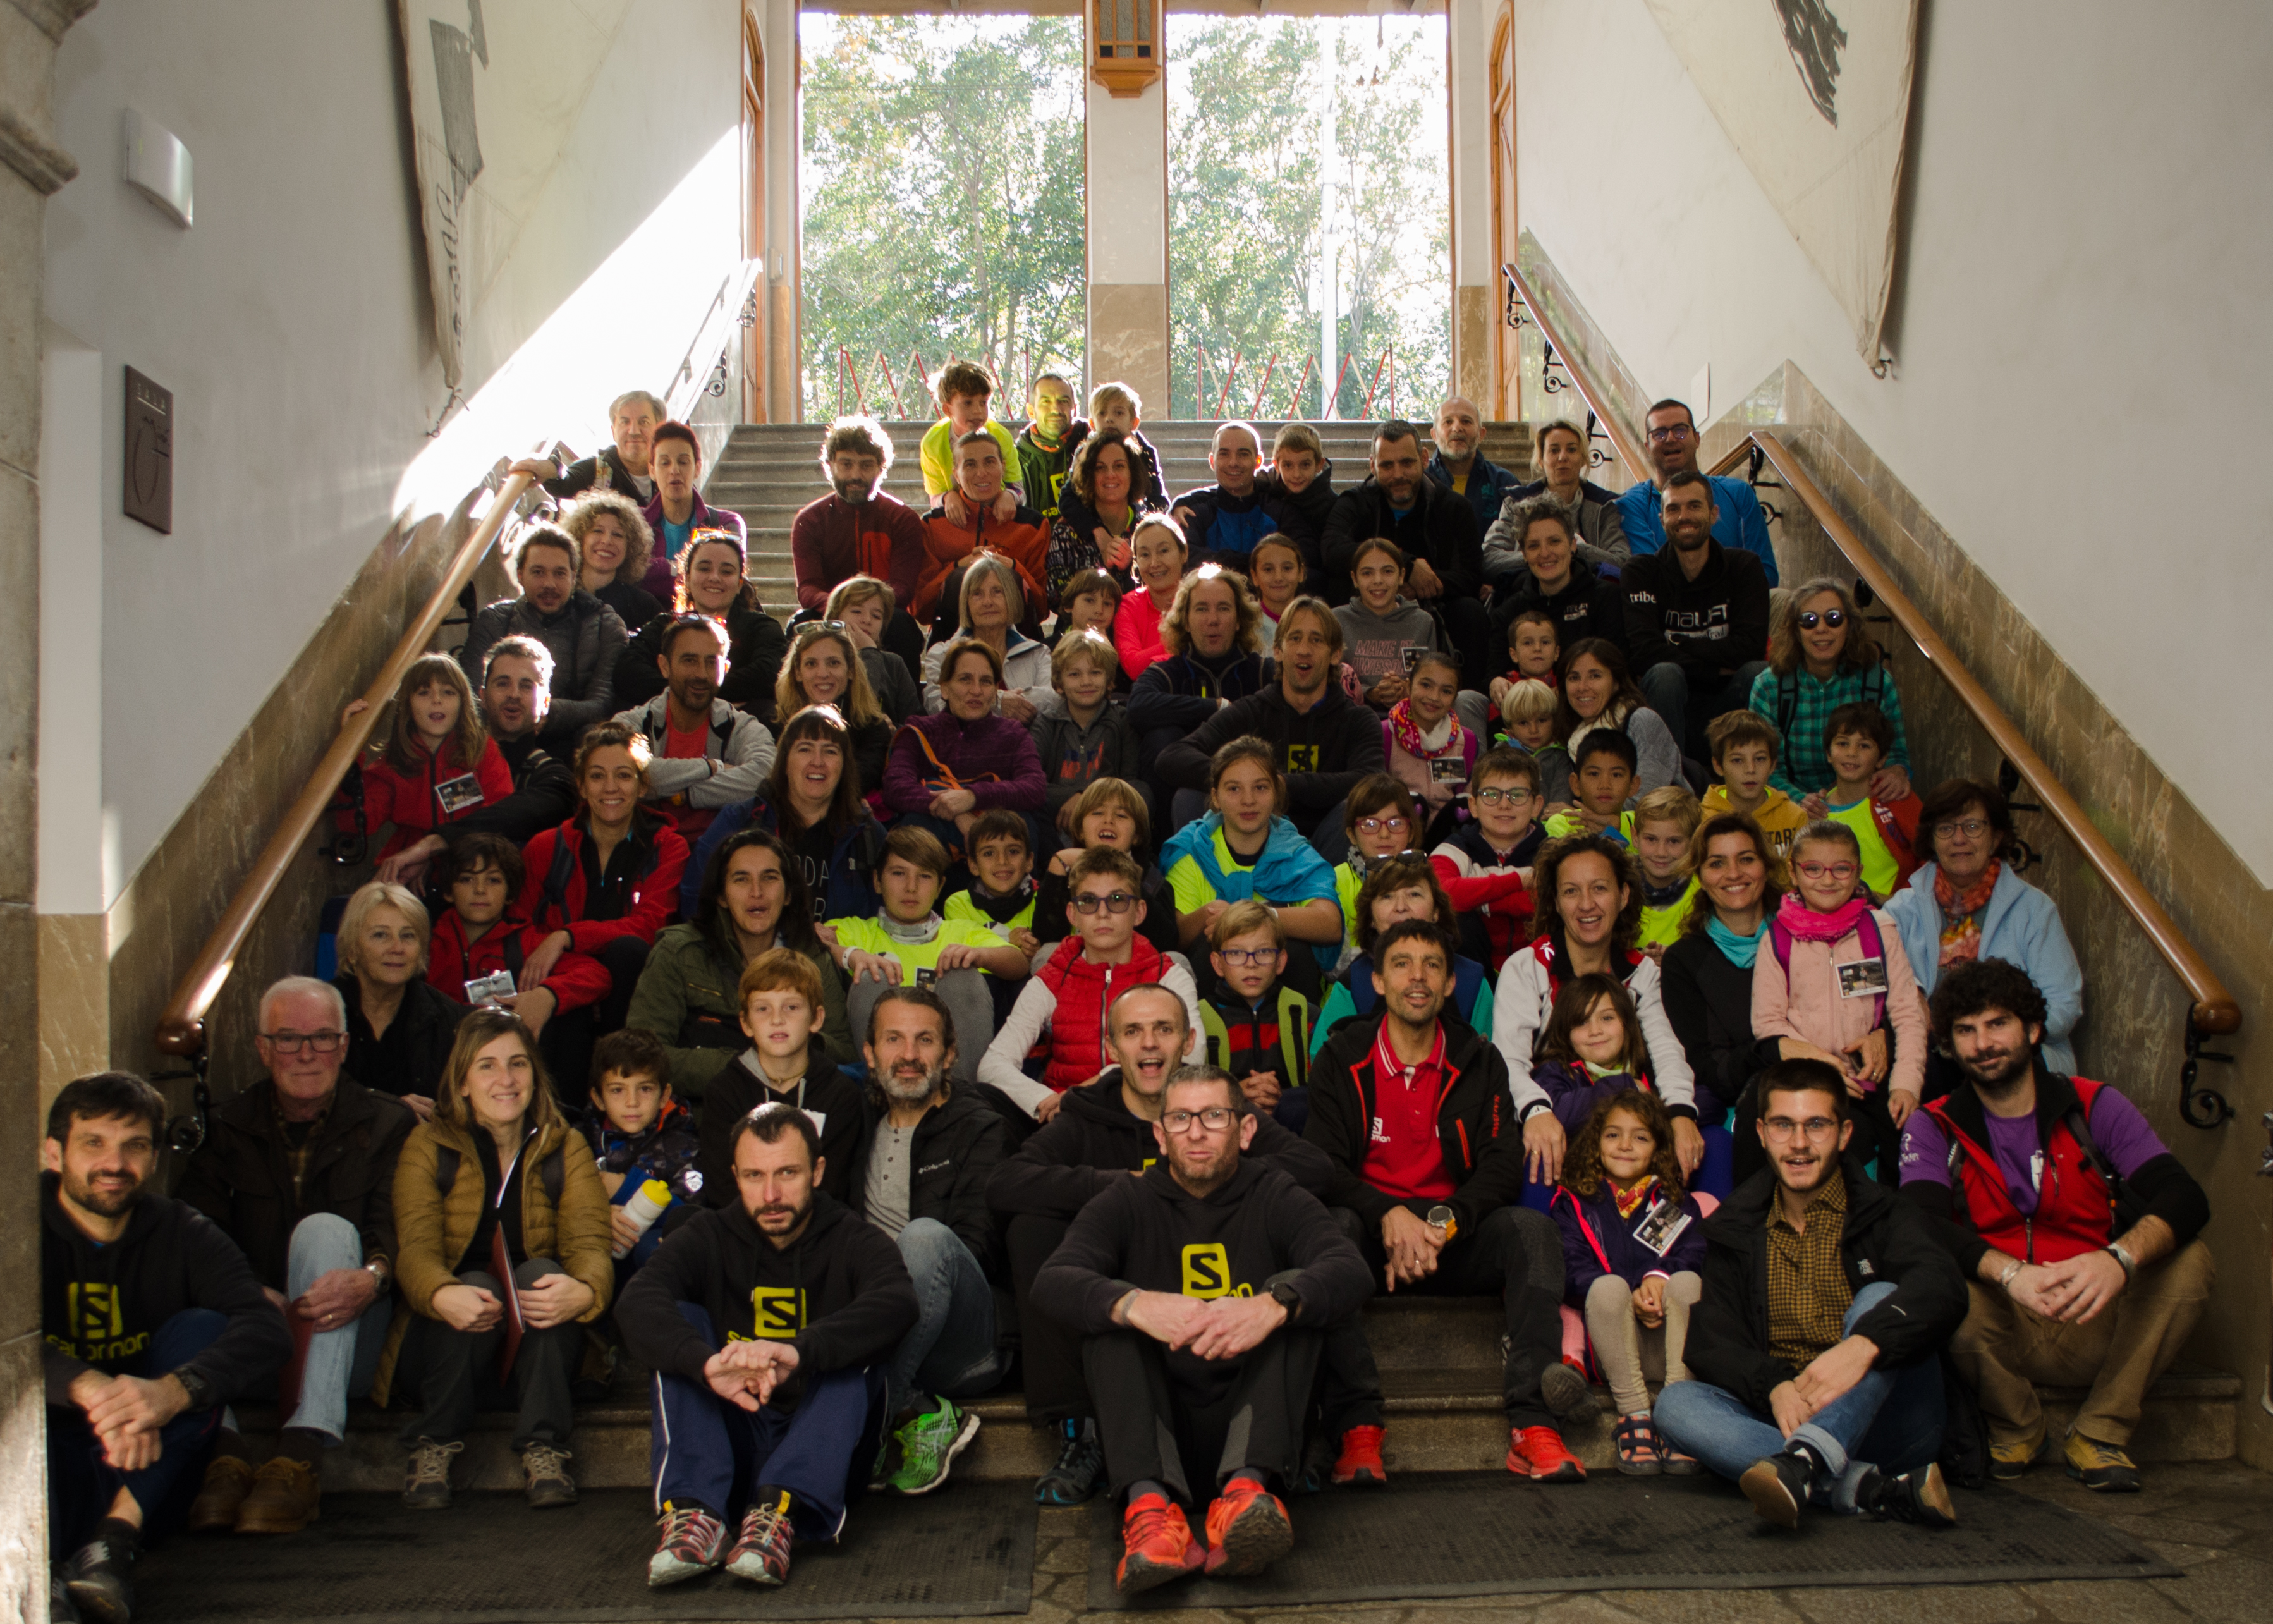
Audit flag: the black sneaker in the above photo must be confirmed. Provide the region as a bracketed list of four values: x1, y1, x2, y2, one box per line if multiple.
[61, 1535, 137, 1624]
[1857, 1462, 1958, 1528]
[1033, 1418, 1105, 1506]
[1738, 1450, 1815, 1529]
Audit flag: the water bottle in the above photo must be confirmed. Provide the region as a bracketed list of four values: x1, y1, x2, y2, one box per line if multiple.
[613, 1178, 672, 1259]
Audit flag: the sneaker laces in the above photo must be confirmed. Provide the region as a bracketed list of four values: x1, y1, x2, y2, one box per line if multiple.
[408, 1438, 464, 1485]
[660, 1505, 722, 1550]
[523, 1444, 573, 1479]
[739, 1499, 791, 1549]
[1124, 1497, 1183, 1550]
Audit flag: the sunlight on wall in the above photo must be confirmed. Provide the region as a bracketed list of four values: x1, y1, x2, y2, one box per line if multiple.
[392, 127, 745, 521]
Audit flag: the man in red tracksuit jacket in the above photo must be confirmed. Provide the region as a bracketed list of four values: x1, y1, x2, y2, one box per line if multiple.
[791, 418, 927, 613]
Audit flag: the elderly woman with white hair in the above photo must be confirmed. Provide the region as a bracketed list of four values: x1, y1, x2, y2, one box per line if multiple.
[919, 552, 1060, 722]
[333, 880, 468, 1121]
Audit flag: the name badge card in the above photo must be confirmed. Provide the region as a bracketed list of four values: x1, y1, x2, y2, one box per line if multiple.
[464, 970, 518, 1006]
[1837, 957, 1891, 998]
[1633, 1198, 1693, 1257]
[434, 772, 485, 815]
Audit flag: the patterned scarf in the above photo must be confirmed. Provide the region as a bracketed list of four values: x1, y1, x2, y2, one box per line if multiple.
[1387, 697, 1460, 762]
[1932, 859, 2001, 968]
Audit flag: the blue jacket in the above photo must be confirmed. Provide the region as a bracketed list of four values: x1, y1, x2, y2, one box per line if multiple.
[1551, 1177, 1708, 1303]
[681, 796, 886, 924]
[1428, 451, 1525, 542]
[1884, 861, 2084, 1073]
[1160, 812, 1341, 971]
[1614, 474, 1779, 585]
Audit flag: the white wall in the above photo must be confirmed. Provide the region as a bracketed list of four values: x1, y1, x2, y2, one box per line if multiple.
[1513, 0, 2273, 881]
[46, 0, 744, 898]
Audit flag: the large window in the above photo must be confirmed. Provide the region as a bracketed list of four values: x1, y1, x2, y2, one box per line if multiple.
[1169, 14, 1449, 420]
[801, 13, 1086, 421]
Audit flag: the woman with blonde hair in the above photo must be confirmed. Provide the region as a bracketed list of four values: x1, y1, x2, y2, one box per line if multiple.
[334, 880, 466, 1119]
[774, 621, 891, 785]
[560, 491, 661, 632]
[824, 573, 924, 718]
[374, 1008, 612, 1512]
[919, 552, 1056, 721]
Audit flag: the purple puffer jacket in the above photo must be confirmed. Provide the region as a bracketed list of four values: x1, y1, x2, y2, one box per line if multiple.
[882, 712, 1047, 817]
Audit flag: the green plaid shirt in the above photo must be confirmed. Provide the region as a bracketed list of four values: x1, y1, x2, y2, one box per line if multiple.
[1765, 1169, 1855, 1372]
[1749, 663, 1911, 796]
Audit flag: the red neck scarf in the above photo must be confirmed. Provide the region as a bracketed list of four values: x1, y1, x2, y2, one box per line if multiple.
[1934, 858, 2001, 922]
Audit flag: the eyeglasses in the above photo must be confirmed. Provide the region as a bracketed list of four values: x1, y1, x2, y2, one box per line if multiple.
[1472, 786, 1535, 806]
[1798, 609, 1847, 630]
[1646, 424, 1694, 443]
[1216, 948, 1280, 968]
[1355, 816, 1410, 834]
[1795, 861, 1858, 881]
[1161, 1107, 1236, 1133]
[1762, 1116, 1840, 1142]
[1072, 891, 1137, 915]
[1934, 819, 1990, 841]
[262, 1030, 345, 1055]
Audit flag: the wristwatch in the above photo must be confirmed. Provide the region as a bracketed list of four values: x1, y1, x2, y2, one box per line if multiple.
[365, 1260, 393, 1292]
[171, 1365, 216, 1413]
[1267, 1279, 1303, 1319]
[1427, 1205, 1459, 1240]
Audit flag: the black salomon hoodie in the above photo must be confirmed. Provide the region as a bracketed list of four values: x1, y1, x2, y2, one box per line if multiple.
[619, 1188, 917, 1407]
[1155, 682, 1386, 812]
[1033, 1158, 1372, 1398]
[985, 1069, 1334, 1222]
[41, 1175, 291, 1407]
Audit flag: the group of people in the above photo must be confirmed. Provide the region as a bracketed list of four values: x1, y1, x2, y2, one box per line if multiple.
[39, 373, 2215, 1620]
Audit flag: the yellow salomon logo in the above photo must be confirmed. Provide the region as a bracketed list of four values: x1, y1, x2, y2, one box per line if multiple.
[1181, 1244, 1252, 1300]
[750, 1287, 803, 1339]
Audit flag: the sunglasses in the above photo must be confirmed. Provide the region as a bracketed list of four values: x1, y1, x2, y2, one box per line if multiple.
[1072, 891, 1138, 915]
[1798, 609, 1848, 631]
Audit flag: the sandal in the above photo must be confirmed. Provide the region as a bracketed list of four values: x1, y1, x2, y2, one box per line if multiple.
[1661, 1439, 1702, 1476]
[1615, 1412, 1664, 1476]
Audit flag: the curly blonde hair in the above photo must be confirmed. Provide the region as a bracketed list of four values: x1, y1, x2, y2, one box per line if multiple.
[560, 491, 654, 588]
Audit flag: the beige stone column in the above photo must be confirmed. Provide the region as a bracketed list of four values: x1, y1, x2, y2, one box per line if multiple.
[1083, 46, 1169, 415]
[1446, 0, 1496, 412]
[1, 0, 89, 1608]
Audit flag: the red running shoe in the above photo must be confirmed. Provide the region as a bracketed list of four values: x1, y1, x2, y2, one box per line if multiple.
[1115, 1493, 1204, 1596]
[1331, 1425, 1389, 1487]
[1204, 1478, 1295, 1576]
[1506, 1426, 1587, 1482]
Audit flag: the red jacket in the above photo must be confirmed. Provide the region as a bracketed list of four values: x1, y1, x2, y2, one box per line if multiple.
[915, 503, 1051, 623]
[425, 908, 610, 1015]
[347, 738, 515, 860]
[1862, 791, 1923, 893]
[1922, 1077, 2116, 1266]
[791, 491, 925, 612]
[520, 813, 689, 955]
[1033, 936, 1171, 1092]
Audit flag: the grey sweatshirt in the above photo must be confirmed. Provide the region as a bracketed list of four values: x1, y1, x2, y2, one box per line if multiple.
[1333, 598, 1443, 695]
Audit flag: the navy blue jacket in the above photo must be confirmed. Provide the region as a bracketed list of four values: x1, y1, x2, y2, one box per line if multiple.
[1551, 1177, 1708, 1303]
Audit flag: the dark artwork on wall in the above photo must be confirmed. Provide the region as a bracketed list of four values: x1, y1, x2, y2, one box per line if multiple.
[1774, 0, 1848, 125]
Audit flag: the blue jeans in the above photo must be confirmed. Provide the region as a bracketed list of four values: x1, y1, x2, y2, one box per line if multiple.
[1654, 1282, 1945, 1510]
[887, 1218, 1004, 1418]
[49, 1309, 228, 1551]
[651, 1304, 886, 1542]
[278, 1213, 392, 1441]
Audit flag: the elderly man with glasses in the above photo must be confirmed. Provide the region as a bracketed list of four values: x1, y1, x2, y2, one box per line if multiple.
[172, 976, 415, 1535]
[1612, 399, 1780, 585]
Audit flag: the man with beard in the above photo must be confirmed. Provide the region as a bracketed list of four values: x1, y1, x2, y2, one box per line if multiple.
[42, 1072, 290, 1624]
[1655, 1059, 1966, 1529]
[840, 987, 1009, 1495]
[610, 613, 776, 844]
[624, 1103, 918, 1591]
[441, 637, 577, 849]
[1621, 470, 1770, 757]
[1320, 421, 1493, 690]
[512, 388, 664, 504]
[1900, 959, 2212, 1493]
[460, 525, 630, 747]
[1015, 373, 1079, 522]
[1035, 1064, 1372, 1595]
[1611, 398, 1779, 583]
[986, 984, 1333, 1508]
[1423, 396, 1525, 544]
[791, 416, 925, 616]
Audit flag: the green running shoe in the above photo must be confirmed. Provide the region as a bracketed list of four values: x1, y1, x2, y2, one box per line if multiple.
[884, 1398, 982, 1495]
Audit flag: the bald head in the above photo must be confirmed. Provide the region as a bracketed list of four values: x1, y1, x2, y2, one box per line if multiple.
[1209, 420, 1260, 498]
[1435, 397, 1482, 466]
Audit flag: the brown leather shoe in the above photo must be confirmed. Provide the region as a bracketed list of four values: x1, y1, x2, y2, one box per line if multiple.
[235, 1457, 322, 1534]
[186, 1455, 254, 1534]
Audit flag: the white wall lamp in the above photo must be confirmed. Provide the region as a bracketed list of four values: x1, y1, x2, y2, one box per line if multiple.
[122, 107, 193, 229]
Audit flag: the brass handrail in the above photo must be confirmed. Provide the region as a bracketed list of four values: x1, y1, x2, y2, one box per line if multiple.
[153, 465, 539, 1061]
[1499, 260, 2240, 1063]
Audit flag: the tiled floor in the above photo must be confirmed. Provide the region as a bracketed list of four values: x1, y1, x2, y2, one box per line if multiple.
[886, 1460, 2273, 1624]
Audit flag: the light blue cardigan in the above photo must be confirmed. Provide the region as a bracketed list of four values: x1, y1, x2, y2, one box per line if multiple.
[1884, 861, 2085, 1073]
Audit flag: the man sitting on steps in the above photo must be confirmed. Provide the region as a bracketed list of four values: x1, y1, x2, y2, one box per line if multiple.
[1034, 1063, 1374, 1596]
[984, 982, 1333, 1508]
[1899, 958, 2213, 1493]
[1304, 919, 1589, 1482]
[624, 1103, 917, 1591]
